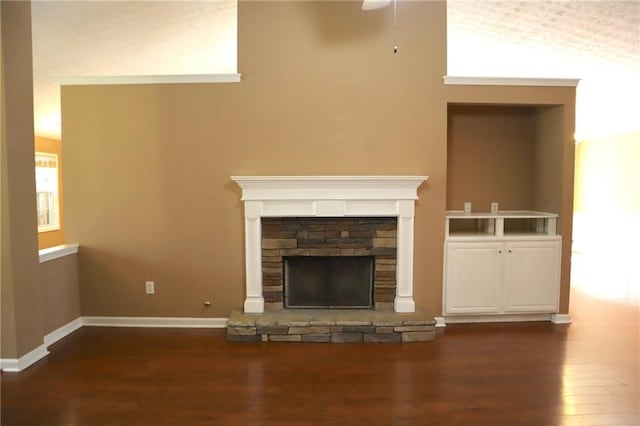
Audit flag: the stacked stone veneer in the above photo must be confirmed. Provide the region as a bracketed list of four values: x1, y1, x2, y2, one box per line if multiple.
[227, 309, 436, 343]
[261, 217, 397, 310]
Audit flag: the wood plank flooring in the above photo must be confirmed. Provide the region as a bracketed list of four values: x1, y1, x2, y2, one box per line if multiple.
[1, 288, 638, 426]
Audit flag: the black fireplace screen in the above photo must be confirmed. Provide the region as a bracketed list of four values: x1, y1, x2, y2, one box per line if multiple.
[283, 256, 374, 309]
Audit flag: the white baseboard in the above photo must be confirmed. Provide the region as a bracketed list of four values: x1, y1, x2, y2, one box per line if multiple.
[1, 316, 82, 373]
[441, 313, 557, 325]
[434, 316, 447, 328]
[1, 344, 49, 373]
[44, 317, 83, 346]
[81, 316, 228, 328]
[550, 313, 572, 324]
[0, 358, 20, 372]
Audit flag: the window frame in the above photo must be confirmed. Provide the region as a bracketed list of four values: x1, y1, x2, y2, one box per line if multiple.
[35, 151, 61, 233]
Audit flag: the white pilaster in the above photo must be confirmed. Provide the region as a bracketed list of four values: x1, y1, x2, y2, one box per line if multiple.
[243, 201, 264, 313]
[395, 200, 417, 312]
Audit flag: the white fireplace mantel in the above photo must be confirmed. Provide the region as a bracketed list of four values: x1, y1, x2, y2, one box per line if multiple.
[231, 176, 428, 313]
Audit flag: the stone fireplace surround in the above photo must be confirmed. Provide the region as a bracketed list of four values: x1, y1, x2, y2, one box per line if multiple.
[261, 216, 398, 310]
[231, 176, 428, 313]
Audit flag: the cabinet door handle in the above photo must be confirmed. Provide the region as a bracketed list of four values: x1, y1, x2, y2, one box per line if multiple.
[508, 249, 512, 253]
[498, 250, 502, 253]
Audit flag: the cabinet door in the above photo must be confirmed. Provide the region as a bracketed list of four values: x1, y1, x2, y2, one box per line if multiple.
[503, 240, 561, 313]
[444, 242, 503, 314]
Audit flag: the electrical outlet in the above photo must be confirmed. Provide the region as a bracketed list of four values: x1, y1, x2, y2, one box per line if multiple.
[464, 202, 472, 214]
[145, 281, 155, 294]
[491, 202, 499, 213]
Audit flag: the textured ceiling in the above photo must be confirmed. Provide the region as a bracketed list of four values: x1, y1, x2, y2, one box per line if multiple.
[31, 1, 639, 140]
[448, 1, 639, 72]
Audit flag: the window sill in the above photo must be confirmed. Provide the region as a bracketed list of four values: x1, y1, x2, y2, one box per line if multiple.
[39, 244, 79, 263]
[38, 226, 61, 234]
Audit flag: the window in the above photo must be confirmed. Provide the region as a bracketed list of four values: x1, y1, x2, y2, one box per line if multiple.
[35, 152, 60, 232]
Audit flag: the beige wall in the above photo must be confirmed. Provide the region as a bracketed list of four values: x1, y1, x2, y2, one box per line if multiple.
[1, 1, 46, 358]
[63, 0, 448, 317]
[573, 131, 639, 269]
[0, 0, 17, 359]
[41, 255, 80, 335]
[533, 105, 574, 312]
[62, 1, 576, 318]
[574, 131, 640, 216]
[447, 105, 536, 211]
[1, 2, 81, 361]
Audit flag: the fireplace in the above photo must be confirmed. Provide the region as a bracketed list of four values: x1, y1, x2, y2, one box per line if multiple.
[228, 176, 435, 343]
[262, 216, 397, 310]
[284, 256, 374, 308]
[231, 176, 428, 313]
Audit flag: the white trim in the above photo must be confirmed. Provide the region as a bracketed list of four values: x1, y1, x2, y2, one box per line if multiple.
[1, 344, 49, 372]
[550, 313, 572, 324]
[443, 76, 580, 87]
[441, 313, 556, 324]
[1, 317, 82, 373]
[446, 210, 558, 219]
[39, 243, 79, 263]
[231, 175, 427, 201]
[59, 73, 241, 86]
[434, 316, 447, 328]
[44, 318, 83, 346]
[38, 224, 61, 233]
[231, 176, 428, 314]
[81, 316, 228, 328]
[0, 359, 20, 372]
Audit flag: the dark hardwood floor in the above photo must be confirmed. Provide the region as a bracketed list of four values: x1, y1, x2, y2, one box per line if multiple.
[1, 288, 638, 426]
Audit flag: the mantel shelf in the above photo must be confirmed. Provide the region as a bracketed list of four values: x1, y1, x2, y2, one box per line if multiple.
[231, 176, 428, 201]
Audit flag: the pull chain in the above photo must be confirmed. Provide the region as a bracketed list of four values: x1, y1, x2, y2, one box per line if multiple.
[393, 0, 398, 53]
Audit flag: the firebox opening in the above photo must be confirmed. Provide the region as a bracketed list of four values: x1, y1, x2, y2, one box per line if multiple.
[283, 256, 375, 309]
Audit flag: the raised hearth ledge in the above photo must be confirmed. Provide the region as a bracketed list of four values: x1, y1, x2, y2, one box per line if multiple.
[231, 176, 428, 314]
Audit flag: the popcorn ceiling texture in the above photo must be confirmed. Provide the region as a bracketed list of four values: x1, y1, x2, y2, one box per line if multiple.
[448, 1, 639, 70]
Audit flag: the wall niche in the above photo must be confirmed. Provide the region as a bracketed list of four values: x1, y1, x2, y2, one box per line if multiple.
[447, 103, 565, 216]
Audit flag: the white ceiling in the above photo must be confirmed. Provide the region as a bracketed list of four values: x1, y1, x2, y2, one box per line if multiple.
[448, 0, 639, 73]
[31, 0, 639, 140]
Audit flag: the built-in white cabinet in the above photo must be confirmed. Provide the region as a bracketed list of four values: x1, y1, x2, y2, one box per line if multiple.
[502, 240, 561, 313]
[444, 242, 502, 314]
[443, 211, 561, 322]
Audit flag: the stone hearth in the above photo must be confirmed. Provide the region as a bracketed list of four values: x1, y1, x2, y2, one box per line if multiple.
[227, 309, 436, 343]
